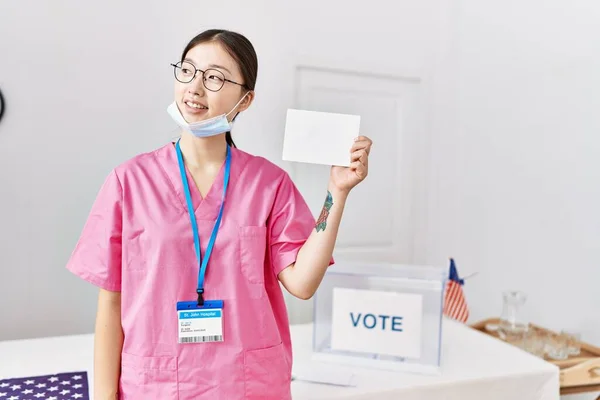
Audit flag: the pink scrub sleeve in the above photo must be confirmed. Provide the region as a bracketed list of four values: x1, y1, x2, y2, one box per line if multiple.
[268, 172, 334, 276]
[66, 170, 122, 292]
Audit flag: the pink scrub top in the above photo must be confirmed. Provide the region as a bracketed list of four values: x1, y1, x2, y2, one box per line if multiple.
[66, 142, 328, 399]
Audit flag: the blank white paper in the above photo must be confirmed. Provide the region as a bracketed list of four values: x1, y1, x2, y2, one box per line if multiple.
[282, 109, 361, 167]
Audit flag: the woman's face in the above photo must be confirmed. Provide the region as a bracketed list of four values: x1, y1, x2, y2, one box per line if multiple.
[174, 42, 252, 124]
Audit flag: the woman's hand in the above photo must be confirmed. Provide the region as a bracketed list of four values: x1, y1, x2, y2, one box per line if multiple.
[329, 136, 373, 194]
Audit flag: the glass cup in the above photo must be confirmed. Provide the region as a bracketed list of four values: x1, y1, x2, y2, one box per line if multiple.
[522, 327, 546, 358]
[498, 290, 528, 343]
[546, 332, 570, 360]
[561, 330, 582, 356]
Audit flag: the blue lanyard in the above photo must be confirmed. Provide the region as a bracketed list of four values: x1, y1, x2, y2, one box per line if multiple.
[175, 139, 231, 306]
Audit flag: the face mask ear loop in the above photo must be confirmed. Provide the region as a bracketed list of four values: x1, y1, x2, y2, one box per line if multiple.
[225, 92, 250, 119]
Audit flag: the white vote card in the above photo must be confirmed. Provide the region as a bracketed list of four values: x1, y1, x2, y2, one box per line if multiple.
[282, 109, 360, 167]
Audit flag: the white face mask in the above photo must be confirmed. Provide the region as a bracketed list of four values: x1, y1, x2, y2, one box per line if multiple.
[167, 92, 249, 138]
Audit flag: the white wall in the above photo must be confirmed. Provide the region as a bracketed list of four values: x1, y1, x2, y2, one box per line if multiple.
[421, 0, 600, 349]
[426, 6, 600, 398]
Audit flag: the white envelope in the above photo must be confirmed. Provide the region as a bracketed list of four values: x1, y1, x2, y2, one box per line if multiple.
[282, 109, 361, 167]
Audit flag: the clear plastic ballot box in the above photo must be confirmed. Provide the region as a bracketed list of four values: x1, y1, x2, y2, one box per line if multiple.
[312, 261, 447, 374]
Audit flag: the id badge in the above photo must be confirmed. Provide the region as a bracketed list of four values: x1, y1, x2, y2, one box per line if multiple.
[176, 300, 224, 344]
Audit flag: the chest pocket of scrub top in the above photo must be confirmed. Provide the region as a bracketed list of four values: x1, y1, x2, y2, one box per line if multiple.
[239, 226, 267, 287]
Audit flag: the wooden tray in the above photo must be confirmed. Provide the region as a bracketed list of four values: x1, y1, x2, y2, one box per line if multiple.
[471, 318, 600, 395]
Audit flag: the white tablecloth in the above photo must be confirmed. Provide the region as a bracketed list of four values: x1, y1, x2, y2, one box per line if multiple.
[0, 318, 559, 399]
[291, 318, 559, 399]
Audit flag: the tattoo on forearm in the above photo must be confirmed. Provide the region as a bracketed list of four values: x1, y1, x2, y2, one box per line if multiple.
[315, 191, 334, 232]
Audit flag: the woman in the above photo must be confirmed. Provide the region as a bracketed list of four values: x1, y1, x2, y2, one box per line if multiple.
[67, 29, 372, 400]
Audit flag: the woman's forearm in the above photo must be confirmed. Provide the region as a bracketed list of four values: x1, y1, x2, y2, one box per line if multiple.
[94, 289, 124, 400]
[278, 185, 348, 299]
[278, 135, 373, 300]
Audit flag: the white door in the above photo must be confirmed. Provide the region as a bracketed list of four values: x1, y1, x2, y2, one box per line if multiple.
[284, 66, 427, 322]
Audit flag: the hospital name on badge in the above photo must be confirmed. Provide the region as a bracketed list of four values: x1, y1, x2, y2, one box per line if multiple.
[176, 300, 224, 343]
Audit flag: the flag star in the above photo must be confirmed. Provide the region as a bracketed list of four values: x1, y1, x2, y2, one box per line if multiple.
[72, 394, 83, 399]
[9, 385, 20, 391]
[47, 377, 58, 383]
[60, 390, 70, 395]
[60, 381, 70, 386]
[35, 383, 46, 389]
[0, 383, 7, 387]
[71, 376, 82, 381]
[34, 393, 45, 398]
[72, 384, 82, 389]
[21, 389, 33, 394]
[0, 393, 6, 397]
[8, 396, 18, 400]
[47, 386, 59, 392]
[24, 380, 35, 385]
[48, 397, 58, 400]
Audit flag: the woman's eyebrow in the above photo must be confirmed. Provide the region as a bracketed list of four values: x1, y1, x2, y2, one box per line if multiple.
[183, 58, 197, 66]
[207, 63, 232, 75]
[182, 58, 232, 75]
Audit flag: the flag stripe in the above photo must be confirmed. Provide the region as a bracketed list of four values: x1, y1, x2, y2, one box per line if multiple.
[444, 280, 469, 323]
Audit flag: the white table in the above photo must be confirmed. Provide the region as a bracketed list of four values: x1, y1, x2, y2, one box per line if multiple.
[0, 319, 560, 399]
[291, 318, 559, 399]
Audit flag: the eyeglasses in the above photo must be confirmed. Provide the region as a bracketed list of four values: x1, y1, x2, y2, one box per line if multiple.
[170, 61, 246, 92]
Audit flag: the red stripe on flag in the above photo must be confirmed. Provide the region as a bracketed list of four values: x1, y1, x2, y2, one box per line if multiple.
[443, 280, 469, 323]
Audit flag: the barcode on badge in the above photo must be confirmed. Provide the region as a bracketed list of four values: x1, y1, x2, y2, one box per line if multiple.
[180, 335, 224, 343]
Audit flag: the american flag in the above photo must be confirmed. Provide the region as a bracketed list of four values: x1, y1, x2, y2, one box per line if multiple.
[0, 371, 88, 400]
[443, 258, 469, 323]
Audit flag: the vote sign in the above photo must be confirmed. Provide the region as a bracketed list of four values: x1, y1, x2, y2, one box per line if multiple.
[330, 288, 423, 359]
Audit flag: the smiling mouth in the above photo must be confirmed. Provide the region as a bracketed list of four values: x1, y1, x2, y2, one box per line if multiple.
[185, 101, 208, 110]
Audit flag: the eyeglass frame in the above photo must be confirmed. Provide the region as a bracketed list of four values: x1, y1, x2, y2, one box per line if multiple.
[170, 61, 248, 92]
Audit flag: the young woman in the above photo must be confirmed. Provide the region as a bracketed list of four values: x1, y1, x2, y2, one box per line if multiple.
[67, 29, 372, 399]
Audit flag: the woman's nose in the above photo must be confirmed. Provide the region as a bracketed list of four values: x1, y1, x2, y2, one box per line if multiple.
[188, 74, 206, 96]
